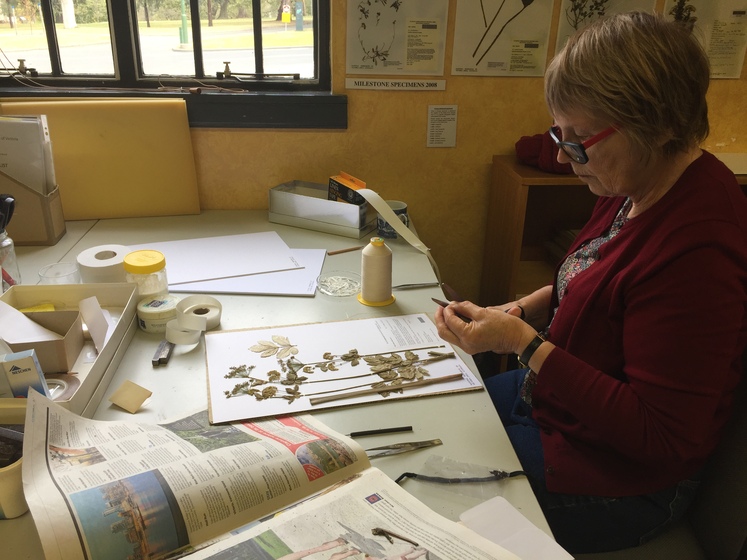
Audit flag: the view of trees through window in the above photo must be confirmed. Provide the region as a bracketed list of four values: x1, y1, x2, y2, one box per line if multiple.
[0, 0, 316, 84]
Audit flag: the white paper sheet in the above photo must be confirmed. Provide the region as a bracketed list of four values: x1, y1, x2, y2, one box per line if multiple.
[460, 496, 573, 560]
[170, 248, 326, 297]
[78, 297, 110, 353]
[129, 231, 301, 285]
[0, 300, 62, 344]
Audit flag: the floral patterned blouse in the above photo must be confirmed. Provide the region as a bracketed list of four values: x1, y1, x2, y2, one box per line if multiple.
[520, 198, 632, 405]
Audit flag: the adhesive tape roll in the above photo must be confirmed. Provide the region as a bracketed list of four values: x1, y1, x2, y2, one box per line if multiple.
[77, 244, 131, 283]
[45, 373, 81, 402]
[176, 296, 222, 331]
[165, 295, 222, 345]
[165, 320, 202, 345]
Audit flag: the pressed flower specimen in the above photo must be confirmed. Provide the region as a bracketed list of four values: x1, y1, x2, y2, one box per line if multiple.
[356, 0, 403, 65]
[565, 0, 610, 30]
[223, 335, 455, 404]
[669, 0, 697, 32]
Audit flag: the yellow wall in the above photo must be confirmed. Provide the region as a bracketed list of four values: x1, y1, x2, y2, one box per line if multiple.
[193, 0, 747, 303]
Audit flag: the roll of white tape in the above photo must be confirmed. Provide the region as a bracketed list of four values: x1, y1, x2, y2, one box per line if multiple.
[77, 244, 131, 283]
[165, 320, 203, 345]
[165, 295, 222, 345]
[176, 296, 222, 331]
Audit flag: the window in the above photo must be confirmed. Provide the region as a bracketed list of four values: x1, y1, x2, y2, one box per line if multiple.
[0, 0, 346, 128]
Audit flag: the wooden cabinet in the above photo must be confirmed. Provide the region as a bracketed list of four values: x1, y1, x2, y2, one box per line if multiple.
[479, 155, 597, 306]
[480, 154, 747, 307]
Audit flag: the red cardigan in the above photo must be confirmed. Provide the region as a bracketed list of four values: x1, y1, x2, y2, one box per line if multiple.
[533, 151, 747, 496]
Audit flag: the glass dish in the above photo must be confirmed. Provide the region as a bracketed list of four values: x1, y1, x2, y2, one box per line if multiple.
[317, 270, 361, 297]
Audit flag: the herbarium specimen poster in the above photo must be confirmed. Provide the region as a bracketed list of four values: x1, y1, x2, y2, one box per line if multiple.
[553, 0, 657, 54]
[670, 0, 747, 78]
[452, 0, 555, 76]
[205, 314, 481, 424]
[346, 0, 450, 75]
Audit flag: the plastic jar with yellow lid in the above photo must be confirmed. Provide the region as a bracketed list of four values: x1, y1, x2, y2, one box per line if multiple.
[123, 250, 169, 298]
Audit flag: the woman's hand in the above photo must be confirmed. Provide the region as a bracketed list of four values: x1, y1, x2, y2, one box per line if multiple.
[486, 285, 554, 330]
[434, 300, 533, 356]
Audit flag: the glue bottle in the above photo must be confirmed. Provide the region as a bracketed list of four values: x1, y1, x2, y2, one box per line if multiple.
[357, 237, 395, 306]
[0, 229, 21, 293]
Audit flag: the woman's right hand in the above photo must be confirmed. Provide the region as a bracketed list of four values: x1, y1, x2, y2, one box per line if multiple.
[435, 300, 535, 356]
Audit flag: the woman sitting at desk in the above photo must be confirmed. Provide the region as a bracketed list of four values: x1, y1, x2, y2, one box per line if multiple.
[435, 11, 747, 555]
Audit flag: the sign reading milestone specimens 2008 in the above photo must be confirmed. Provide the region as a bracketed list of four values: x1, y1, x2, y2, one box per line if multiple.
[345, 78, 446, 90]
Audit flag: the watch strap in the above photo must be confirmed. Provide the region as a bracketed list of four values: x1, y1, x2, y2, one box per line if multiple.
[518, 334, 545, 368]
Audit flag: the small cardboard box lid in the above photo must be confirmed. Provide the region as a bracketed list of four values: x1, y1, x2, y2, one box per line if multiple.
[7, 311, 83, 374]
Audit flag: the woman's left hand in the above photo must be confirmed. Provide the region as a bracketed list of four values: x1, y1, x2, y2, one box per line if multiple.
[434, 300, 530, 356]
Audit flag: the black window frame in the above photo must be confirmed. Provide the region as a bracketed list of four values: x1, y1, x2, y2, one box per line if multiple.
[0, 0, 346, 129]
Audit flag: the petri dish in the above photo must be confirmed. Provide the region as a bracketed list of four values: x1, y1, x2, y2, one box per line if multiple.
[317, 270, 361, 297]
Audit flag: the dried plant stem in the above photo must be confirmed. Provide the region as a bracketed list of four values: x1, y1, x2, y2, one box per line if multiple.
[287, 352, 456, 386]
[302, 345, 447, 368]
[309, 373, 465, 406]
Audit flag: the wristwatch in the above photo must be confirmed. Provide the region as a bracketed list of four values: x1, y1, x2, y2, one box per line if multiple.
[518, 334, 545, 368]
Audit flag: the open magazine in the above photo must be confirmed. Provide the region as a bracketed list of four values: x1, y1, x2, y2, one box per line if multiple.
[22, 390, 520, 560]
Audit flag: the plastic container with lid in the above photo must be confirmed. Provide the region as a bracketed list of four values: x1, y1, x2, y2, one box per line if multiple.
[123, 250, 169, 298]
[136, 293, 180, 333]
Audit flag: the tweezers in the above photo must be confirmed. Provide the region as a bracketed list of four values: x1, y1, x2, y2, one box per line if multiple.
[365, 438, 442, 458]
[392, 282, 440, 290]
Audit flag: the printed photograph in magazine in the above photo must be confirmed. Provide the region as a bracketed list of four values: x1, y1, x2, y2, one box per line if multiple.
[22, 390, 370, 560]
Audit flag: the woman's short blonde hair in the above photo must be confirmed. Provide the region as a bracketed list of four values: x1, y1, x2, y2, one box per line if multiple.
[545, 11, 710, 156]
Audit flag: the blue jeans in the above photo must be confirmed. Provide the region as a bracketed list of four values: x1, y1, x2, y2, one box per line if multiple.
[484, 368, 701, 554]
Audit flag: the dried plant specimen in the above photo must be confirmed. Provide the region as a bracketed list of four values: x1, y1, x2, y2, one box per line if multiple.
[565, 0, 610, 30]
[669, 0, 697, 32]
[223, 335, 455, 405]
[356, 0, 404, 65]
[473, 0, 536, 66]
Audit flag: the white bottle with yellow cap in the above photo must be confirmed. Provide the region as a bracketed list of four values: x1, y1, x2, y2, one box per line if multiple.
[123, 249, 169, 299]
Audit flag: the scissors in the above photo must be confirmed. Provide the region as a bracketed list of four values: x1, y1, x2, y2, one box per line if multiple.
[365, 438, 442, 458]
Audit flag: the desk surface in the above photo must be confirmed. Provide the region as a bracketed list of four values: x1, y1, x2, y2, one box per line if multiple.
[5, 210, 551, 558]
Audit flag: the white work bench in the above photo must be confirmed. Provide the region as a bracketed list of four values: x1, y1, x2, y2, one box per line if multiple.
[5, 210, 552, 558]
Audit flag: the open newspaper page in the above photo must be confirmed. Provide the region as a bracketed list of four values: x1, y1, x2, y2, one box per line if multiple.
[187, 468, 521, 560]
[22, 390, 371, 560]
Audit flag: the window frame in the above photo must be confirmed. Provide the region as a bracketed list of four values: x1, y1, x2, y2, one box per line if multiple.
[0, 0, 346, 129]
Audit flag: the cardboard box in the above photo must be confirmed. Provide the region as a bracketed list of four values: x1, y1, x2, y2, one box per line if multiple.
[6, 311, 84, 374]
[0, 349, 49, 398]
[269, 180, 376, 239]
[328, 171, 367, 206]
[0, 283, 138, 416]
[0, 170, 65, 246]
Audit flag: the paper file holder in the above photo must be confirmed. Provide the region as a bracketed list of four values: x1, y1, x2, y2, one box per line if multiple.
[0, 170, 65, 246]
